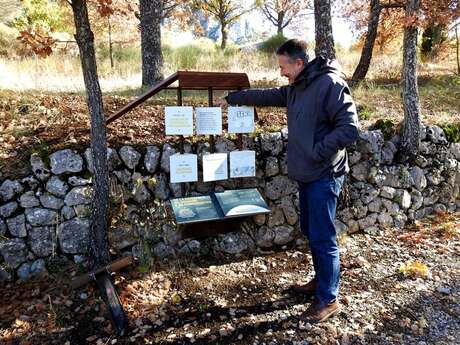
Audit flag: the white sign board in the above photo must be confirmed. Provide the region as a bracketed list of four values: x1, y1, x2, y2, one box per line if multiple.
[202, 153, 228, 182]
[170, 154, 198, 183]
[165, 106, 194, 135]
[196, 107, 222, 135]
[230, 150, 256, 178]
[228, 106, 255, 134]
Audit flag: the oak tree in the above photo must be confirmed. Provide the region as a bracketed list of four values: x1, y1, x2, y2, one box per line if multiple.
[69, 0, 110, 267]
[260, 0, 312, 35]
[192, 0, 257, 50]
[350, 0, 404, 85]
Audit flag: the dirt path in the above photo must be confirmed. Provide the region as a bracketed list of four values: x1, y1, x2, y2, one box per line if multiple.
[1, 213, 459, 345]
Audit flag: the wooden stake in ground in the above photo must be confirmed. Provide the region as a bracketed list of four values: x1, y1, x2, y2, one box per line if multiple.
[70, 0, 110, 267]
[400, 0, 422, 159]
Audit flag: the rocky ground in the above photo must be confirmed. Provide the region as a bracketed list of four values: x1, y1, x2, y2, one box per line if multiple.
[0, 212, 459, 345]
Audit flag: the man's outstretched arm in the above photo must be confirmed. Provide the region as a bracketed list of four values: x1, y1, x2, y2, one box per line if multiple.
[225, 87, 288, 107]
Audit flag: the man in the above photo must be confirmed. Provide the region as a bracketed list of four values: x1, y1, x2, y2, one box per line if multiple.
[224, 39, 359, 323]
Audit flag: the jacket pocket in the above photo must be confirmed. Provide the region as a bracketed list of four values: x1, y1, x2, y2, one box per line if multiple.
[311, 143, 324, 163]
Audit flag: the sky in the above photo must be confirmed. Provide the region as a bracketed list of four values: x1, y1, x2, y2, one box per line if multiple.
[293, 16, 356, 48]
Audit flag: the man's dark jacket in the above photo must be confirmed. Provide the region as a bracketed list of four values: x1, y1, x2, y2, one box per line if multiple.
[226, 57, 359, 183]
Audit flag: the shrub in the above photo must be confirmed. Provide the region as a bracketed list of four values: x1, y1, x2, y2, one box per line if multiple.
[439, 123, 460, 143]
[259, 34, 288, 54]
[370, 119, 397, 140]
[164, 39, 220, 70]
[96, 44, 141, 64]
[356, 104, 375, 121]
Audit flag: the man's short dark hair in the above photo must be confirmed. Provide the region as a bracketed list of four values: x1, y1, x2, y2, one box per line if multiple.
[276, 39, 309, 64]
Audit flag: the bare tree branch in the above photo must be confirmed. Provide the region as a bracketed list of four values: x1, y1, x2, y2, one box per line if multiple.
[259, 0, 312, 34]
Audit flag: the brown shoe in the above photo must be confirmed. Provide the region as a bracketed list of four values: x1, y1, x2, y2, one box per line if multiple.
[299, 298, 341, 324]
[290, 278, 317, 296]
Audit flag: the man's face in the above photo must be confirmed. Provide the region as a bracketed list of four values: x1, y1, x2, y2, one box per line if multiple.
[278, 54, 305, 85]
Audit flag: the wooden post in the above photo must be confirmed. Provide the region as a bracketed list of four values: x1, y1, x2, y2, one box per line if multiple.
[237, 87, 243, 151]
[177, 87, 186, 196]
[208, 87, 216, 191]
[177, 87, 184, 153]
[237, 134, 243, 151]
[208, 87, 215, 153]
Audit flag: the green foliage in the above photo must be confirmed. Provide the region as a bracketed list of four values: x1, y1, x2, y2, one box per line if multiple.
[136, 240, 154, 272]
[259, 34, 288, 54]
[439, 123, 460, 143]
[356, 104, 375, 121]
[370, 119, 397, 140]
[418, 75, 460, 115]
[163, 39, 239, 71]
[98, 41, 237, 72]
[13, 0, 71, 33]
[222, 44, 239, 56]
[164, 44, 203, 70]
[96, 43, 141, 64]
[30, 142, 51, 163]
[421, 24, 448, 61]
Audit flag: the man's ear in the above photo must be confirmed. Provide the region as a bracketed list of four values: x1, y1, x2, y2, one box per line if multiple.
[296, 59, 305, 70]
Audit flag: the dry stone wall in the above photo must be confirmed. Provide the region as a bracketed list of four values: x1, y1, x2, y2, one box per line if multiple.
[1, 125, 459, 281]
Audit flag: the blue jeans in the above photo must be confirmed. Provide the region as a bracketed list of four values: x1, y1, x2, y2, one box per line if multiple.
[298, 174, 344, 303]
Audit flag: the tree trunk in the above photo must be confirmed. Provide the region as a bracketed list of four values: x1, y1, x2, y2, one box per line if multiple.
[456, 25, 460, 75]
[277, 12, 284, 35]
[71, 0, 110, 267]
[314, 0, 336, 59]
[220, 22, 227, 50]
[140, 0, 163, 87]
[108, 15, 114, 69]
[351, 0, 381, 85]
[400, 0, 421, 159]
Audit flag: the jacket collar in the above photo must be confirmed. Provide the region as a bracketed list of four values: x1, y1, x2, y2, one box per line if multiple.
[292, 56, 337, 89]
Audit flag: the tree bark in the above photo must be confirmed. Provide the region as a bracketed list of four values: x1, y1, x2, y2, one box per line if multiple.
[277, 22, 283, 34]
[351, 0, 381, 85]
[220, 21, 227, 50]
[71, 0, 110, 267]
[456, 25, 460, 75]
[108, 15, 114, 69]
[400, 0, 421, 158]
[314, 0, 336, 59]
[140, 0, 163, 87]
[277, 11, 285, 35]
